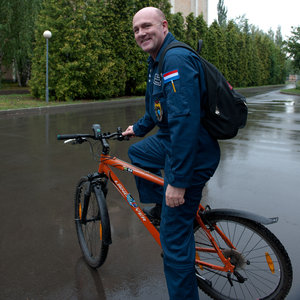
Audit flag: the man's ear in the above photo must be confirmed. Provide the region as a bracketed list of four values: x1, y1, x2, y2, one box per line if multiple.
[162, 20, 168, 34]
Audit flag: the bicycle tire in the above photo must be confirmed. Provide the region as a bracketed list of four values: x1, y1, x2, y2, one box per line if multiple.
[194, 214, 293, 300]
[75, 177, 109, 268]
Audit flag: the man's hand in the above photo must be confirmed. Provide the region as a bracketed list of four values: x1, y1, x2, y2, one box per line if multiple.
[165, 184, 185, 207]
[122, 125, 135, 137]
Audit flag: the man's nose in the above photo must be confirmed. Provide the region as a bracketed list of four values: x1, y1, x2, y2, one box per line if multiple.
[137, 28, 147, 37]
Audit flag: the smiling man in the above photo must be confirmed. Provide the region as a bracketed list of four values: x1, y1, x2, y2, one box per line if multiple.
[123, 7, 220, 300]
[132, 8, 168, 58]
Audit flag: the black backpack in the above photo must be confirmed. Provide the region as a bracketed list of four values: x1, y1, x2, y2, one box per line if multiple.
[158, 40, 248, 140]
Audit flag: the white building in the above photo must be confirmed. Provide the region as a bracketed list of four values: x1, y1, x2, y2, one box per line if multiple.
[169, 0, 208, 21]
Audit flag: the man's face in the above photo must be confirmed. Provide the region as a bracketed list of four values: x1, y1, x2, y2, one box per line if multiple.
[133, 8, 168, 59]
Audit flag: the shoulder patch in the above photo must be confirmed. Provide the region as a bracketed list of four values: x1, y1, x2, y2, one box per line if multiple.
[163, 69, 180, 83]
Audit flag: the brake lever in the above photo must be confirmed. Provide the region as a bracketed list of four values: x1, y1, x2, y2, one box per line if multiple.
[64, 138, 87, 145]
[112, 134, 130, 141]
[64, 139, 77, 144]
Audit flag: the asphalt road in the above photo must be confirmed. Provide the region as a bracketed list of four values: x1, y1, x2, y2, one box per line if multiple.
[0, 86, 299, 299]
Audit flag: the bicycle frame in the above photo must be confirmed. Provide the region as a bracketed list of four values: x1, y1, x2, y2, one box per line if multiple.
[98, 153, 236, 274]
[98, 154, 162, 246]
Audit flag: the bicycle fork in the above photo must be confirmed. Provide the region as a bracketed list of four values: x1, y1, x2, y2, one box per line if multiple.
[78, 173, 112, 245]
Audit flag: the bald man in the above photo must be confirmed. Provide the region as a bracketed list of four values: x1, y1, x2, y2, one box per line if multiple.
[123, 7, 220, 299]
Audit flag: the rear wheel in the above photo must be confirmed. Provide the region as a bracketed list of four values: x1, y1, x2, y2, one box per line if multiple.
[194, 214, 293, 299]
[75, 177, 109, 268]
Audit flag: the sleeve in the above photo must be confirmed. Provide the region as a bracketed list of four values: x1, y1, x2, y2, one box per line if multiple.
[163, 51, 203, 188]
[133, 111, 155, 137]
[132, 95, 156, 137]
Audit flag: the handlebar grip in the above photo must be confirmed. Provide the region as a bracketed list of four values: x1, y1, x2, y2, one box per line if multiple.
[57, 134, 91, 140]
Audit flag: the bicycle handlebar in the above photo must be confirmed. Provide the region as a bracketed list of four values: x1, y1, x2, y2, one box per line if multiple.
[57, 124, 129, 144]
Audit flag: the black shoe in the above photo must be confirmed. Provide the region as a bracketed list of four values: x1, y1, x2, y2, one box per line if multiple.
[143, 204, 162, 223]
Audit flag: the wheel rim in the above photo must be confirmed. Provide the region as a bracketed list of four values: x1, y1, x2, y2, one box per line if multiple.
[195, 218, 285, 299]
[77, 182, 103, 262]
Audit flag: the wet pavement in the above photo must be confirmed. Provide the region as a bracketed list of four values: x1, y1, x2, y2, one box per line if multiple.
[0, 87, 299, 299]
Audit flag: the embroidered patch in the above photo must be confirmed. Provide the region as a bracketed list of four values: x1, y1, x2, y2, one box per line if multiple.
[154, 100, 163, 121]
[153, 73, 162, 86]
[163, 69, 180, 84]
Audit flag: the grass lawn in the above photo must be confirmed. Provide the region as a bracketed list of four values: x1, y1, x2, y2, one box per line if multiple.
[280, 88, 300, 96]
[0, 83, 297, 111]
[0, 93, 96, 110]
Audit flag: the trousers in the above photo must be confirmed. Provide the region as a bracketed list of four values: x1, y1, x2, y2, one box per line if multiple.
[128, 133, 205, 300]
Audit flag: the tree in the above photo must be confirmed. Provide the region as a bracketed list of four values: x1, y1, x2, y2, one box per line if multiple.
[246, 28, 261, 86]
[100, 0, 138, 96]
[285, 26, 300, 72]
[270, 27, 287, 84]
[30, 0, 124, 101]
[184, 13, 198, 49]
[275, 26, 283, 47]
[0, 0, 42, 86]
[169, 12, 185, 41]
[102, 0, 171, 96]
[194, 14, 209, 58]
[206, 21, 227, 74]
[225, 21, 240, 84]
[217, 0, 227, 28]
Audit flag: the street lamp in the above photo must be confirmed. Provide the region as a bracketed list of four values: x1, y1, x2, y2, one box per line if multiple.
[43, 30, 52, 103]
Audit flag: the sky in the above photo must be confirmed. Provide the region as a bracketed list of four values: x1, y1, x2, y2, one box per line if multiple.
[208, 0, 300, 39]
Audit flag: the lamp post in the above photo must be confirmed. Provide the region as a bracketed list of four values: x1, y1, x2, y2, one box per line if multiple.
[43, 30, 52, 103]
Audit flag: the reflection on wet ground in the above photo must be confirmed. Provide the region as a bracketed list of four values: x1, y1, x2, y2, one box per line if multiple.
[0, 88, 299, 299]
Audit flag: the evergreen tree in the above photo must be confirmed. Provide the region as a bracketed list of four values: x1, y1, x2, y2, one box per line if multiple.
[217, 0, 227, 28]
[240, 18, 251, 87]
[101, 0, 138, 95]
[0, 0, 42, 86]
[169, 12, 185, 41]
[225, 21, 239, 84]
[254, 32, 271, 85]
[275, 26, 283, 47]
[285, 26, 300, 72]
[195, 14, 208, 58]
[206, 21, 227, 74]
[30, 0, 125, 101]
[268, 27, 286, 84]
[184, 13, 198, 49]
[248, 29, 261, 86]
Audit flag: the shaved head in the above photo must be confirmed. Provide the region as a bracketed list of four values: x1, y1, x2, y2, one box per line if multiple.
[134, 7, 166, 23]
[132, 7, 168, 59]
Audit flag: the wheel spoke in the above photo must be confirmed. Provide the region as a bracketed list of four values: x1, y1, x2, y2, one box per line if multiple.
[195, 214, 292, 299]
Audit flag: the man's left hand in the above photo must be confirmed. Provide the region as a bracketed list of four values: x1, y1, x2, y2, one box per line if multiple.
[165, 184, 185, 207]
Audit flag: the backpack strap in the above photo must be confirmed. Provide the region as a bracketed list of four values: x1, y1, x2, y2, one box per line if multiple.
[158, 41, 202, 78]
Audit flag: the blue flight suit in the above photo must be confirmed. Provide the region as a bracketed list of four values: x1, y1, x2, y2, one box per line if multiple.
[128, 32, 220, 299]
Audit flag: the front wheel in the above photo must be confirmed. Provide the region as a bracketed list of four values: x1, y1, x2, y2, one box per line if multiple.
[75, 177, 109, 268]
[194, 214, 293, 300]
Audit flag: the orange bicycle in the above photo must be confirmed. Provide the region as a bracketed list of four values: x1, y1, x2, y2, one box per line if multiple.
[57, 124, 293, 300]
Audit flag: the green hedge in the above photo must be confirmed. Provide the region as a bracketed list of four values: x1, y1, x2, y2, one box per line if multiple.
[29, 1, 287, 101]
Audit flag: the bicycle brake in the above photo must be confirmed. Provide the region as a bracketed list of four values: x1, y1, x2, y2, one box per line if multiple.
[227, 272, 233, 287]
[64, 138, 86, 145]
[64, 138, 77, 144]
[234, 270, 247, 283]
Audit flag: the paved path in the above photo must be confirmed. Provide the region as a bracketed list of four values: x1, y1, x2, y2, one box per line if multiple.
[0, 86, 299, 299]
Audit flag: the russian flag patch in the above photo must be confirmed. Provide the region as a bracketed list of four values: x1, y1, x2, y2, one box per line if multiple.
[163, 69, 180, 83]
